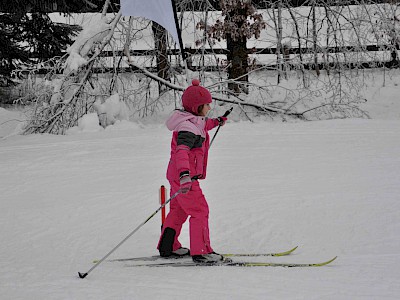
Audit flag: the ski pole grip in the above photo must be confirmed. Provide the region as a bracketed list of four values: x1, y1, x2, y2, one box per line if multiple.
[223, 107, 233, 117]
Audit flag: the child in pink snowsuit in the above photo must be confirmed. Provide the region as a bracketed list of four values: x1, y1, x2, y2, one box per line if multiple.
[157, 79, 227, 263]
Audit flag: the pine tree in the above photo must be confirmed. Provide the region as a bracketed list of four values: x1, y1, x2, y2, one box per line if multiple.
[20, 13, 81, 61]
[0, 14, 30, 85]
[0, 12, 80, 86]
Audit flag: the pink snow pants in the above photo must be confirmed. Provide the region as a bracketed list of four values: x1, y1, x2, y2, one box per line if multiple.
[158, 180, 214, 256]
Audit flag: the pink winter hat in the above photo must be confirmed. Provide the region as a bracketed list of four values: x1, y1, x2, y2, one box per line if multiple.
[182, 79, 212, 115]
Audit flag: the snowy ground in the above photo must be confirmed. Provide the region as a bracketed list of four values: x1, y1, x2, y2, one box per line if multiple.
[1, 83, 400, 299]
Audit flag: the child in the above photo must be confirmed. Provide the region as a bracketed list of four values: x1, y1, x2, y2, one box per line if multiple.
[157, 79, 227, 263]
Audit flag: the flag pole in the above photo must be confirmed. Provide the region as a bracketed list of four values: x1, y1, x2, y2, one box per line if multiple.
[171, 0, 190, 84]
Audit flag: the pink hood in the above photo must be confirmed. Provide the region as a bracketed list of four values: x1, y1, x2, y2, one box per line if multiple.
[166, 110, 207, 138]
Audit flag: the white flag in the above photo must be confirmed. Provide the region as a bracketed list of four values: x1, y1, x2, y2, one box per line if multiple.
[121, 0, 180, 46]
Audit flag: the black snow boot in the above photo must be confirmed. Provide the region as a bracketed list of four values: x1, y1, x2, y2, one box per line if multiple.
[158, 227, 176, 257]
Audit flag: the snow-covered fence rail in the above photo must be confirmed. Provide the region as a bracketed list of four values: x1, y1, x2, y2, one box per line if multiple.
[19, 1, 400, 134]
[29, 42, 400, 75]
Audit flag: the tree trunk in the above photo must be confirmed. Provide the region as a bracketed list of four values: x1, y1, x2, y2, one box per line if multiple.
[312, 3, 320, 77]
[152, 22, 170, 93]
[227, 34, 248, 94]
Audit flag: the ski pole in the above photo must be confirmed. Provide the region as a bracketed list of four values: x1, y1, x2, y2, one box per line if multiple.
[210, 107, 233, 147]
[78, 190, 181, 279]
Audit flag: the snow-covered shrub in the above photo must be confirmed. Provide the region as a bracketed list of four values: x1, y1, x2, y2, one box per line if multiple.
[93, 93, 130, 128]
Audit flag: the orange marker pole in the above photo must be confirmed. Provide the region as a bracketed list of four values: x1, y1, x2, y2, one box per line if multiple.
[160, 185, 167, 226]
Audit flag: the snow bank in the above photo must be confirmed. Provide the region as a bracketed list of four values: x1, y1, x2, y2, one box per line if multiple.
[93, 94, 130, 128]
[78, 113, 103, 132]
[65, 113, 103, 134]
[66, 109, 135, 136]
[0, 107, 25, 138]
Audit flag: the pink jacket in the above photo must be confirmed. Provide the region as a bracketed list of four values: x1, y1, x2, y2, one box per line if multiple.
[166, 110, 220, 182]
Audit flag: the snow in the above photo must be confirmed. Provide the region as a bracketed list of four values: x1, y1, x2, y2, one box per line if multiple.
[92, 94, 130, 128]
[77, 113, 103, 132]
[64, 17, 111, 74]
[1, 81, 400, 299]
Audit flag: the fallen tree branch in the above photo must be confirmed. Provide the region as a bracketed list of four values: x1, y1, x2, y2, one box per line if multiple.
[125, 59, 304, 118]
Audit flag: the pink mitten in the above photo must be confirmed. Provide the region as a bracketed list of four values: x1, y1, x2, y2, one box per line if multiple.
[217, 116, 228, 126]
[179, 172, 192, 194]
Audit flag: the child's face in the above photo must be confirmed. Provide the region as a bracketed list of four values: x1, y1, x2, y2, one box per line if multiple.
[199, 103, 211, 116]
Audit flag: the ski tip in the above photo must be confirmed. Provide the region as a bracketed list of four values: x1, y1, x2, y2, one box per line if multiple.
[327, 256, 338, 263]
[328, 256, 338, 263]
[316, 256, 338, 266]
[272, 245, 299, 256]
[78, 272, 88, 279]
[287, 245, 299, 253]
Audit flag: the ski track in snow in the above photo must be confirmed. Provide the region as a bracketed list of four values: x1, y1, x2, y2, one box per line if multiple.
[1, 119, 399, 299]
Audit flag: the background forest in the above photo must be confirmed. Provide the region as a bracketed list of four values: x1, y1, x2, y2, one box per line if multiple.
[0, 0, 399, 134]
